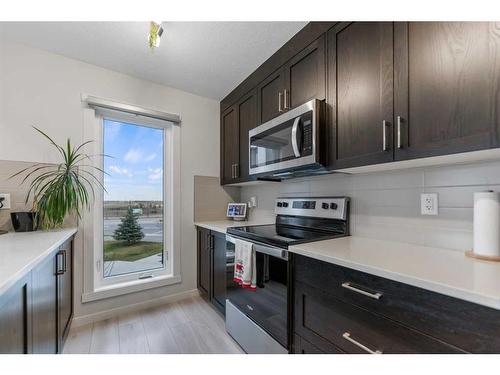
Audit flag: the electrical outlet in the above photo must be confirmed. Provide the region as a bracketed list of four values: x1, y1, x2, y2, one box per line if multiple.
[0, 193, 11, 209]
[249, 196, 257, 208]
[421, 193, 438, 215]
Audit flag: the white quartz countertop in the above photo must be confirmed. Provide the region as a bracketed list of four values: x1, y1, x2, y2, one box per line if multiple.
[289, 236, 500, 310]
[195, 220, 274, 234]
[0, 228, 77, 296]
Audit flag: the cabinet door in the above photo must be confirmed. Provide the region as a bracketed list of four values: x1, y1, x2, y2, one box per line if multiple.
[394, 22, 500, 160]
[237, 90, 258, 182]
[197, 227, 211, 297]
[328, 22, 395, 169]
[32, 253, 58, 354]
[57, 240, 73, 351]
[0, 274, 32, 354]
[211, 231, 227, 314]
[257, 68, 286, 124]
[221, 105, 239, 184]
[284, 34, 326, 110]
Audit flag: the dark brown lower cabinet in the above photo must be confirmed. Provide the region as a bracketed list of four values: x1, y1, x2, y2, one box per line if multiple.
[294, 281, 463, 354]
[292, 254, 500, 354]
[31, 254, 58, 353]
[197, 227, 227, 315]
[211, 231, 227, 314]
[197, 227, 211, 298]
[0, 274, 32, 354]
[0, 236, 74, 354]
[57, 240, 73, 350]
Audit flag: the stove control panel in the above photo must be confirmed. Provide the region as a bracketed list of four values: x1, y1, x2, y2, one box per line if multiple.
[275, 197, 349, 220]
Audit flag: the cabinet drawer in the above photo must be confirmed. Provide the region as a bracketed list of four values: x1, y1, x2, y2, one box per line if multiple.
[294, 254, 500, 353]
[293, 334, 339, 354]
[295, 282, 463, 354]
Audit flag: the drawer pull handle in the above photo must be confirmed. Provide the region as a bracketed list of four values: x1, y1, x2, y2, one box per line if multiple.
[342, 332, 383, 354]
[341, 282, 383, 300]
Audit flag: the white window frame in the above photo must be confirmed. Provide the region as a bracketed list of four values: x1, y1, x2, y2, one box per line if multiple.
[81, 105, 181, 302]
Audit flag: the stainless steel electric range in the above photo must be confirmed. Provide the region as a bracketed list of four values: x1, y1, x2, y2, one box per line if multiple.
[225, 196, 350, 354]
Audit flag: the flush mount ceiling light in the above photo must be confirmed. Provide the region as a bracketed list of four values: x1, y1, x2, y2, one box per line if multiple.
[148, 21, 164, 50]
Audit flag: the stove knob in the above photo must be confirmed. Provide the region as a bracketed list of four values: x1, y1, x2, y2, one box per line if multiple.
[322, 203, 329, 209]
[330, 203, 338, 210]
[282, 202, 289, 208]
[277, 202, 283, 207]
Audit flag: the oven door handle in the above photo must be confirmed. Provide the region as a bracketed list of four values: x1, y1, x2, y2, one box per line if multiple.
[291, 116, 301, 158]
[227, 235, 288, 260]
[254, 243, 288, 260]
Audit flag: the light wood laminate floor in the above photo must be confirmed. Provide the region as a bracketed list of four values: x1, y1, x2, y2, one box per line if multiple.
[63, 295, 244, 354]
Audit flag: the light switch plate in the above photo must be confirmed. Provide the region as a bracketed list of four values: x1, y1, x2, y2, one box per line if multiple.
[421, 193, 438, 215]
[0, 193, 11, 209]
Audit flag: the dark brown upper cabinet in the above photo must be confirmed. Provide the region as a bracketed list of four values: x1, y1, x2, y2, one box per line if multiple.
[237, 89, 258, 181]
[257, 35, 326, 125]
[257, 68, 286, 124]
[327, 22, 395, 169]
[394, 22, 500, 160]
[220, 90, 258, 185]
[221, 105, 239, 184]
[284, 34, 326, 110]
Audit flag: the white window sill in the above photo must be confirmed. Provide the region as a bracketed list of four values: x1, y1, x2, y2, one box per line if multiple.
[81, 274, 182, 303]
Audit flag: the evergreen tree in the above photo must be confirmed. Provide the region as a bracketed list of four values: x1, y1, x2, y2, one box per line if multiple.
[113, 207, 144, 245]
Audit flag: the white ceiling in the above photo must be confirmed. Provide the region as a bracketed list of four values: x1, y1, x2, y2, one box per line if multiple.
[0, 22, 307, 100]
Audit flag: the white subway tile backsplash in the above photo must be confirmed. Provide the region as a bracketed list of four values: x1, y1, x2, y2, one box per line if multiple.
[240, 158, 500, 252]
[423, 160, 500, 187]
[354, 169, 424, 190]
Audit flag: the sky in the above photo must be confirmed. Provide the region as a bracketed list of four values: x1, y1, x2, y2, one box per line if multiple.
[103, 119, 164, 201]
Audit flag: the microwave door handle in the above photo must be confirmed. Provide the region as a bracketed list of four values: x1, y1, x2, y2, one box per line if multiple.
[291, 117, 301, 157]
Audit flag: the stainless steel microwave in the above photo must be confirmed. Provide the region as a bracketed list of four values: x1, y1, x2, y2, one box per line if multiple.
[249, 99, 325, 176]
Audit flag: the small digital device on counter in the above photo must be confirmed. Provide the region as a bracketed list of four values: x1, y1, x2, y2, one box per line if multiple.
[226, 203, 247, 221]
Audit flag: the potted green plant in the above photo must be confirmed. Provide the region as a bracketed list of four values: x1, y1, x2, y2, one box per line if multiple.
[10, 127, 105, 231]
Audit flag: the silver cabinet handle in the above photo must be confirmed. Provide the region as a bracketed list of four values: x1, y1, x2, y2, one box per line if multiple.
[291, 117, 301, 157]
[382, 120, 388, 151]
[397, 116, 402, 149]
[62, 250, 67, 273]
[341, 282, 383, 300]
[56, 250, 65, 275]
[231, 164, 235, 179]
[284, 89, 289, 110]
[278, 91, 283, 113]
[234, 163, 239, 178]
[342, 332, 383, 354]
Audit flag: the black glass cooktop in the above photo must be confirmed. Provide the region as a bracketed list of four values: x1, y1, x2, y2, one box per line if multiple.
[227, 224, 346, 249]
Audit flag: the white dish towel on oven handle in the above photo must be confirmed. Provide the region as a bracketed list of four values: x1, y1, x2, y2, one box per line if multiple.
[233, 239, 256, 291]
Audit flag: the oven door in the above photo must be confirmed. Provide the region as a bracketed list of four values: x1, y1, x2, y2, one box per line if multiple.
[249, 99, 320, 175]
[226, 236, 289, 348]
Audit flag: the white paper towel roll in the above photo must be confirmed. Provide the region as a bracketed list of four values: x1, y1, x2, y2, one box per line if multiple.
[473, 191, 500, 257]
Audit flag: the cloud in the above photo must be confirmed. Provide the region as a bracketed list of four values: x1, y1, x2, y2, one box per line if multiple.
[109, 165, 133, 177]
[124, 149, 142, 163]
[148, 168, 163, 181]
[124, 148, 156, 163]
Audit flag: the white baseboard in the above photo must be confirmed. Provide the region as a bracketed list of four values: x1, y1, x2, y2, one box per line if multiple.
[71, 289, 200, 327]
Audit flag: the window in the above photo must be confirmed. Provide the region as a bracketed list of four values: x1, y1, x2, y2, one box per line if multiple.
[82, 102, 181, 300]
[103, 119, 166, 278]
